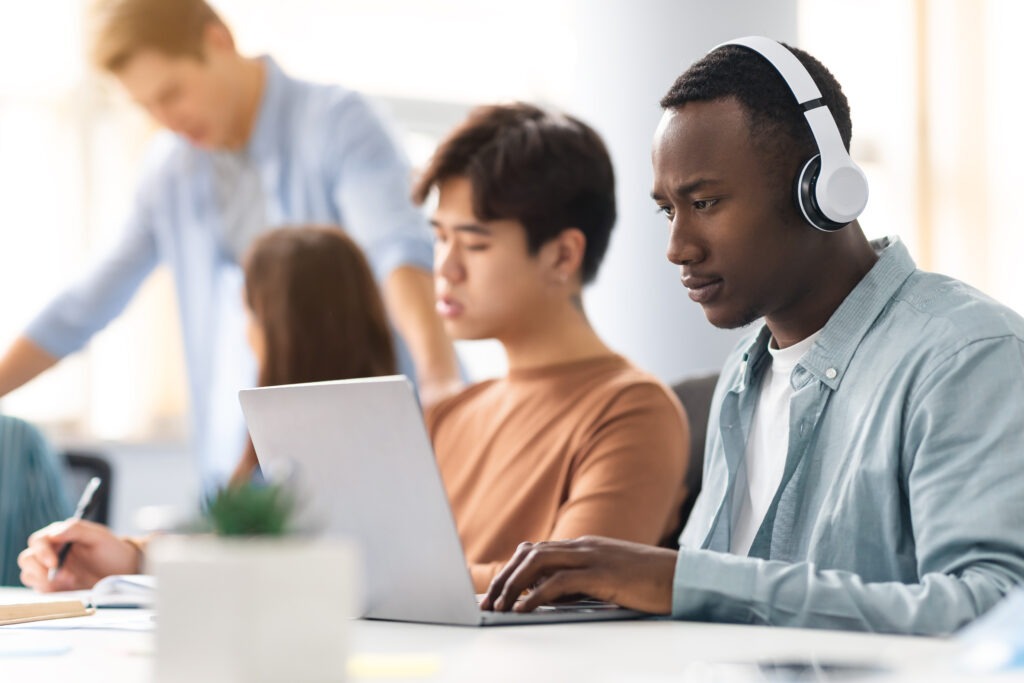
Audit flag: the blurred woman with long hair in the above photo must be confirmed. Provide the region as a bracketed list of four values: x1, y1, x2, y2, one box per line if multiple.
[231, 225, 396, 484]
[17, 224, 398, 590]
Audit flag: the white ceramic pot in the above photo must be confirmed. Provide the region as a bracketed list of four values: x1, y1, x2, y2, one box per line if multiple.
[149, 535, 359, 683]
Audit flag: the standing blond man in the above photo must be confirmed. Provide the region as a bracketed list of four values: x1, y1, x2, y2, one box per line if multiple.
[0, 0, 459, 485]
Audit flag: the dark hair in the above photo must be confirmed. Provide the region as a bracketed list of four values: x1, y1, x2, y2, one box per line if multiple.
[660, 42, 853, 180]
[413, 102, 616, 284]
[244, 226, 396, 387]
[233, 226, 396, 485]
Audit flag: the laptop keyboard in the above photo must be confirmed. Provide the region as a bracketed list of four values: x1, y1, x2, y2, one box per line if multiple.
[476, 596, 622, 613]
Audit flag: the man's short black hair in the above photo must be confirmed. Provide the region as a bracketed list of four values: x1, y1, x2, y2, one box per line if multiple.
[414, 102, 616, 284]
[661, 42, 853, 184]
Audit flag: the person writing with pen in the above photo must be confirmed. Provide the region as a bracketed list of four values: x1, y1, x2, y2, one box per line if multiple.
[47, 476, 103, 582]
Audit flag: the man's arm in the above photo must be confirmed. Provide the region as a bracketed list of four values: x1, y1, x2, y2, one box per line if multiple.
[381, 265, 461, 406]
[328, 94, 461, 403]
[0, 337, 58, 398]
[482, 536, 677, 614]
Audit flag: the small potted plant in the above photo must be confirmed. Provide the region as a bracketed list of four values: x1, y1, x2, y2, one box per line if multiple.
[149, 481, 359, 683]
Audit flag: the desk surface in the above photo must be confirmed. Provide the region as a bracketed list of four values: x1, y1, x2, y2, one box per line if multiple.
[0, 587, 979, 682]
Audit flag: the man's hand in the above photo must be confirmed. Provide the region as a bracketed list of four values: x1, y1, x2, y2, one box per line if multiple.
[18, 519, 143, 592]
[480, 536, 678, 615]
[0, 335, 58, 398]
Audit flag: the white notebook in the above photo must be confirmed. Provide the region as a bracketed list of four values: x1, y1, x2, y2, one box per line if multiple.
[90, 574, 157, 608]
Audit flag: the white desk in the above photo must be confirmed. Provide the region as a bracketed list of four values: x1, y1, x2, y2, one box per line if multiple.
[0, 587, 983, 682]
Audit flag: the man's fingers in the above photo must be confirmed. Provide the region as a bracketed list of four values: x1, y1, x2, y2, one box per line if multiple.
[484, 536, 677, 615]
[28, 519, 112, 565]
[482, 542, 534, 610]
[25, 524, 69, 569]
[18, 551, 50, 591]
[48, 567, 87, 592]
[494, 544, 586, 612]
[49, 519, 110, 544]
[513, 569, 595, 613]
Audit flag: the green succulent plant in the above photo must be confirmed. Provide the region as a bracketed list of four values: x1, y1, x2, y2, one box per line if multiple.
[203, 482, 295, 537]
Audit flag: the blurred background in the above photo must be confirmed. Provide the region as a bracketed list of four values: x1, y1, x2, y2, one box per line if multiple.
[0, 0, 1020, 531]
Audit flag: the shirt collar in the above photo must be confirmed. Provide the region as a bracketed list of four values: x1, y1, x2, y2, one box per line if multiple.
[733, 236, 917, 393]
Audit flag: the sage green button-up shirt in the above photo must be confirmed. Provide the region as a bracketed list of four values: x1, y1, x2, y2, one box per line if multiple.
[675, 237, 1024, 635]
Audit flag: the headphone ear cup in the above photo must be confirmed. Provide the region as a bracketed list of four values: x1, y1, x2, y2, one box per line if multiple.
[796, 155, 847, 232]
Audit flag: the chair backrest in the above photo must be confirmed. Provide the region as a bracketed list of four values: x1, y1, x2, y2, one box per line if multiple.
[665, 372, 719, 549]
[63, 450, 114, 527]
[0, 415, 72, 586]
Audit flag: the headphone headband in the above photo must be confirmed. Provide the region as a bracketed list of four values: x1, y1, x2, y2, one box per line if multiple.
[715, 36, 823, 104]
[712, 36, 869, 230]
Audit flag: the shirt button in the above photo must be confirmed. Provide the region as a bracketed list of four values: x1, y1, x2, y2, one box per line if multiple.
[825, 367, 838, 380]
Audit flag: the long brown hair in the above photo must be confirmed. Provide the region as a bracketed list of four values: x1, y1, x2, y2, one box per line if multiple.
[245, 226, 395, 386]
[232, 226, 396, 484]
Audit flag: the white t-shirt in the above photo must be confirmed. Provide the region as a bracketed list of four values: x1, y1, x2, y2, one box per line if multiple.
[729, 330, 822, 555]
[211, 150, 267, 261]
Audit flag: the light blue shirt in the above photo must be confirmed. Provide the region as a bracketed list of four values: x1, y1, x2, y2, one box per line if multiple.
[25, 58, 433, 486]
[675, 237, 1024, 635]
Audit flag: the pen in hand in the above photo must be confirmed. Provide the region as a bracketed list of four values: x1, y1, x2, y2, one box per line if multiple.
[48, 476, 103, 582]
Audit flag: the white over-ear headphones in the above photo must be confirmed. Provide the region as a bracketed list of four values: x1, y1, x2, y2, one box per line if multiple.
[714, 36, 869, 232]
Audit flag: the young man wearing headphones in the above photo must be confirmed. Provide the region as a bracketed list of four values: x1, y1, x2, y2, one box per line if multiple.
[481, 38, 1024, 635]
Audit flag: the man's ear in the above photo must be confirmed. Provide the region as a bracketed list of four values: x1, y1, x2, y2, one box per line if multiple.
[202, 21, 235, 56]
[548, 227, 586, 284]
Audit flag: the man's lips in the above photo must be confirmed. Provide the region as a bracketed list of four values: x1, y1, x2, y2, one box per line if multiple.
[681, 275, 724, 304]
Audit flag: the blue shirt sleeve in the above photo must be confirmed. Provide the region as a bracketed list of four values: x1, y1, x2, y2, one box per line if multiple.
[25, 175, 160, 358]
[327, 93, 433, 281]
[672, 335, 1024, 635]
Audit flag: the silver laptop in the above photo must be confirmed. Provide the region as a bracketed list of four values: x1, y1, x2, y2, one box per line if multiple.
[238, 375, 646, 626]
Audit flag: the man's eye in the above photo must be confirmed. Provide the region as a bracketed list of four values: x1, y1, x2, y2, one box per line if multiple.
[464, 244, 489, 252]
[656, 205, 674, 219]
[693, 198, 718, 211]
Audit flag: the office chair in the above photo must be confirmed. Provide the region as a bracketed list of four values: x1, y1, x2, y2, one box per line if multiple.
[0, 415, 73, 586]
[63, 450, 114, 527]
[665, 372, 719, 549]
